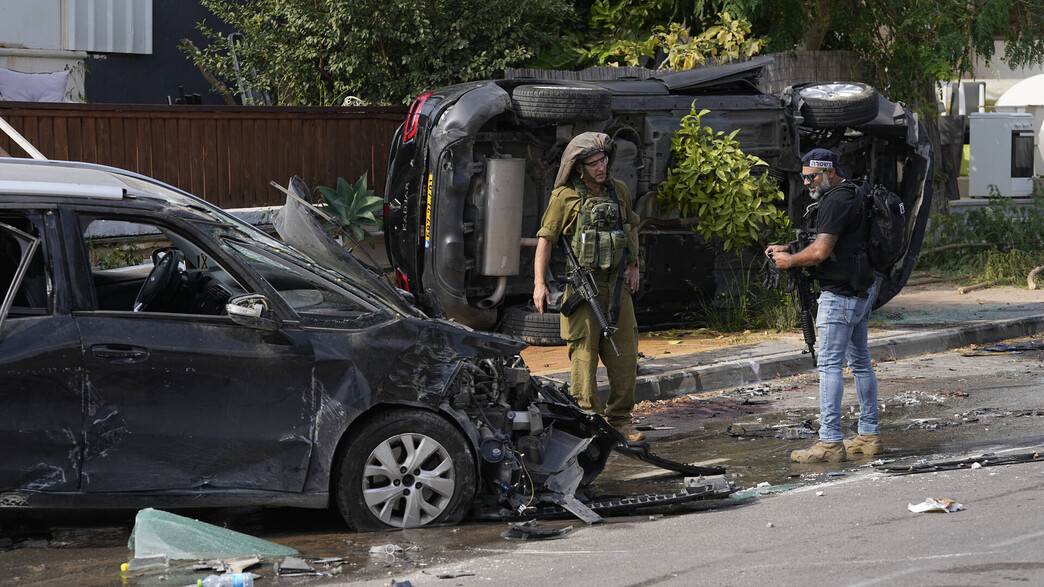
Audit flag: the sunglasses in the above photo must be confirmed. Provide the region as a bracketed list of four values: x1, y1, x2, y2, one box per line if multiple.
[801, 170, 825, 183]
[582, 155, 609, 169]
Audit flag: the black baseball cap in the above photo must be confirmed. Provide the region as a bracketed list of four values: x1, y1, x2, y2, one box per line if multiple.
[801, 148, 844, 177]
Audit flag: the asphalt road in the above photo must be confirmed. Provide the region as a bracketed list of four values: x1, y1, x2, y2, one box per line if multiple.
[350, 340, 1044, 587]
[2, 337, 1042, 586]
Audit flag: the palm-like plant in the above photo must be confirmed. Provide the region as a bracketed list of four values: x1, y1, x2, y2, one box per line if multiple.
[316, 173, 383, 249]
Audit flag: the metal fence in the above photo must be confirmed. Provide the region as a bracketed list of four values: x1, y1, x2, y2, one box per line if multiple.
[0, 102, 408, 209]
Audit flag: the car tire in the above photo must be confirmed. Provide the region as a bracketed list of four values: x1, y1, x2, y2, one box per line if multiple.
[334, 409, 476, 531]
[512, 85, 612, 121]
[499, 305, 566, 346]
[798, 82, 879, 128]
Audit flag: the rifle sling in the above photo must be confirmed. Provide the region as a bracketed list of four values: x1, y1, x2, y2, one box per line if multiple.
[606, 181, 627, 325]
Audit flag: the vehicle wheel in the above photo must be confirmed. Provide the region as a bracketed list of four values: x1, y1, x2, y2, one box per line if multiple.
[798, 82, 879, 128]
[334, 409, 476, 531]
[499, 305, 565, 346]
[512, 85, 612, 121]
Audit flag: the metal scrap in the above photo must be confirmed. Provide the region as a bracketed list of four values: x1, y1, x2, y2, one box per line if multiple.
[500, 520, 573, 540]
[877, 451, 1042, 475]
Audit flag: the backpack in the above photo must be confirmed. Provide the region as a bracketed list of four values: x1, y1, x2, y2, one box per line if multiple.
[856, 181, 907, 273]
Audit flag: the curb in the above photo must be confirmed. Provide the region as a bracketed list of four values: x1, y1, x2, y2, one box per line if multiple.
[633, 313, 1044, 403]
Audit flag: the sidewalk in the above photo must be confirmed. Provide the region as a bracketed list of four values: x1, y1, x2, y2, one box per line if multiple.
[520, 283, 1044, 402]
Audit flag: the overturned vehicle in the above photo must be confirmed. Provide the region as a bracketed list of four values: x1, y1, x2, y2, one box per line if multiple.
[0, 158, 726, 530]
[384, 57, 934, 340]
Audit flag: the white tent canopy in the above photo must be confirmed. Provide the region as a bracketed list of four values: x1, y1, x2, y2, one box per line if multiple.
[996, 74, 1044, 107]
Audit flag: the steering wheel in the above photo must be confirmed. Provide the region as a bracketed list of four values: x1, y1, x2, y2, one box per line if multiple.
[133, 247, 182, 312]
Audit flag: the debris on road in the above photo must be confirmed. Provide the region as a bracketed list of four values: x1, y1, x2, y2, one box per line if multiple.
[193, 556, 261, 574]
[730, 483, 802, 500]
[878, 451, 1043, 474]
[908, 498, 963, 513]
[500, 520, 573, 540]
[120, 553, 168, 571]
[128, 508, 299, 560]
[275, 556, 346, 577]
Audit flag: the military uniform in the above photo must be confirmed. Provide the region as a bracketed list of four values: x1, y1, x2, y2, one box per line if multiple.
[536, 176, 640, 428]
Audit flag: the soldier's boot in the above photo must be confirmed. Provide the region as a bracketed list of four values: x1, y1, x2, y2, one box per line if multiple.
[791, 441, 847, 463]
[613, 422, 646, 445]
[844, 434, 884, 456]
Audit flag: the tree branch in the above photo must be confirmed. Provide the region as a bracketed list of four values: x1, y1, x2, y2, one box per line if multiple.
[180, 38, 237, 106]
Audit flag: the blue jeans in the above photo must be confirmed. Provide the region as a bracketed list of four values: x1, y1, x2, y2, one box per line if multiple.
[815, 282, 878, 443]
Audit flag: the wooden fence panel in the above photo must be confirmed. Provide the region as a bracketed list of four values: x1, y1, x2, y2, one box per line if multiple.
[0, 103, 408, 209]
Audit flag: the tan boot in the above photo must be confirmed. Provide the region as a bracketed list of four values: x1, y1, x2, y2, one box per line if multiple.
[844, 434, 883, 456]
[614, 423, 647, 445]
[791, 441, 847, 463]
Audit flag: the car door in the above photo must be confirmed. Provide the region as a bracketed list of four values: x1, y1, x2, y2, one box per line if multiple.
[0, 213, 85, 495]
[69, 211, 317, 494]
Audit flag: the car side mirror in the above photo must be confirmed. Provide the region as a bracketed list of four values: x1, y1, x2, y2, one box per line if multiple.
[226, 295, 280, 333]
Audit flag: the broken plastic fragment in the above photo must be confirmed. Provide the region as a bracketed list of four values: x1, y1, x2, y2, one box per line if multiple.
[369, 544, 403, 556]
[128, 508, 299, 560]
[500, 520, 573, 540]
[908, 498, 963, 513]
[276, 557, 315, 575]
[729, 483, 802, 500]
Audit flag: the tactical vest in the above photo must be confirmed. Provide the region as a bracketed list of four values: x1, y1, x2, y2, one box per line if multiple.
[569, 181, 634, 272]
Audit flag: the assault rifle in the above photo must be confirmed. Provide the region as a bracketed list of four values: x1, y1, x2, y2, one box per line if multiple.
[786, 232, 818, 366]
[559, 236, 620, 356]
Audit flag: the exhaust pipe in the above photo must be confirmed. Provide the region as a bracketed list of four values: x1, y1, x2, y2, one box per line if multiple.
[477, 276, 508, 309]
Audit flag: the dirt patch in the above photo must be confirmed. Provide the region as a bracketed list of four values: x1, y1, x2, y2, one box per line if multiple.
[522, 328, 785, 375]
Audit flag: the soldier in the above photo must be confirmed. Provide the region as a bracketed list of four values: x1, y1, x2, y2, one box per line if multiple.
[532, 132, 644, 444]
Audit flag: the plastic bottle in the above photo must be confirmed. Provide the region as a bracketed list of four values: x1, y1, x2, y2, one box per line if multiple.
[197, 573, 255, 587]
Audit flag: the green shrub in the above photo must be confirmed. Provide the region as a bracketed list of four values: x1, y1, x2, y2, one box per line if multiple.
[919, 188, 1044, 283]
[656, 105, 790, 255]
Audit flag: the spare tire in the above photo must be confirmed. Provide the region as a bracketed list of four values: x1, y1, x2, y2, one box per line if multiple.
[512, 85, 612, 121]
[499, 305, 565, 346]
[798, 82, 879, 129]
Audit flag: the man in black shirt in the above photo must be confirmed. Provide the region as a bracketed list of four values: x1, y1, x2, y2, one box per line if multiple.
[765, 148, 883, 463]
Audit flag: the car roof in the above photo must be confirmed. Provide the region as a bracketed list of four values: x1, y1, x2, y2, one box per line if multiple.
[0, 158, 203, 210]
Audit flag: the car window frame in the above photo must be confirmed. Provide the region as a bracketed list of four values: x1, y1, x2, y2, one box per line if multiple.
[0, 221, 41, 335]
[62, 206, 280, 320]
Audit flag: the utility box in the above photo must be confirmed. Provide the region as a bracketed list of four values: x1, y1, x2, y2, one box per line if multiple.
[969, 112, 1036, 197]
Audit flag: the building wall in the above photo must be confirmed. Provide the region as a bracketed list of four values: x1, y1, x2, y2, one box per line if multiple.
[84, 0, 232, 104]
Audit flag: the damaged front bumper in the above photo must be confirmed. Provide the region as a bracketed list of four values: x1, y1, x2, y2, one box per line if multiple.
[441, 357, 732, 524]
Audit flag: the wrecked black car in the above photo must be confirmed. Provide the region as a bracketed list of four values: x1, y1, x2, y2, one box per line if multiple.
[383, 57, 933, 341]
[0, 158, 725, 530]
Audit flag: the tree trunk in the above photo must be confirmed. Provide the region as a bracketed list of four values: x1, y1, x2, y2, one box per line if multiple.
[800, 0, 834, 50]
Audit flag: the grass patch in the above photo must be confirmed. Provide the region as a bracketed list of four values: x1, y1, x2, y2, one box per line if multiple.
[684, 255, 798, 333]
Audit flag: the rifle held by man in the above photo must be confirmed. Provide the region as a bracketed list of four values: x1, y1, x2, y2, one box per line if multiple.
[785, 239, 817, 366]
[559, 236, 620, 356]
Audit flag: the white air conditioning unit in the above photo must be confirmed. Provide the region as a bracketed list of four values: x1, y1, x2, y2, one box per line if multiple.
[969, 112, 1036, 197]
